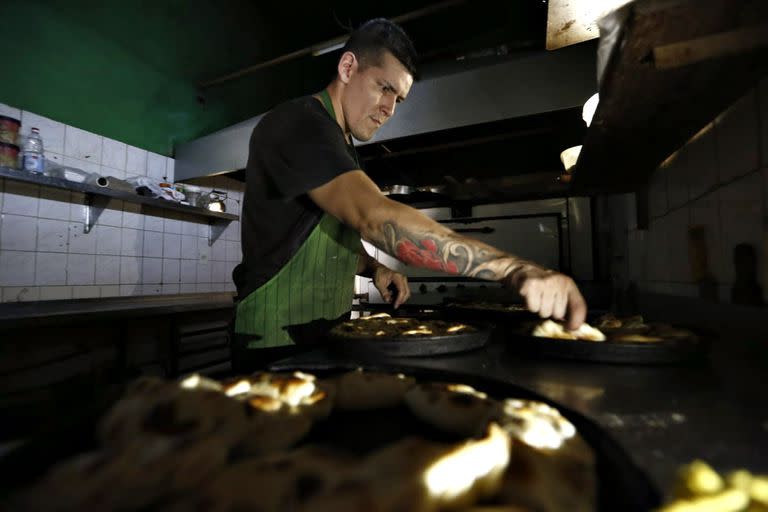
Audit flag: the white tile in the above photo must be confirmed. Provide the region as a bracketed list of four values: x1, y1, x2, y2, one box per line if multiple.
[165, 158, 175, 182]
[0, 102, 21, 120]
[122, 202, 143, 229]
[72, 285, 100, 299]
[141, 284, 163, 295]
[211, 283, 226, 292]
[195, 283, 212, 293]
[2, 181, 39, 216]
[38, 188, 71, 221]
[36, 218, 69, 252]
[141, 257, 162, 284]
[180, 259, 197, 283]
[689, 191, 723, 284]
[147, 152, 167, 181]
[198, 221, 209, 238]
[718, 171, 763, 284]
[0, 251, 35, 286]
[101, 137, 127, 171]
[20, 110, 66, 155]
[644, 218, 670, 282]
[162, 259, 180, 283]
[197, 262, 211, 283]
[226, 240, 240, 262]
[63, 155, 100, 176]
[69, 192, 87, 222]
[212, 261, 228, 283]
[715, 89, 759, 182]
[120, 256, 140, 284]
[760, 78, 768, 167]
[121, 228, 143, 256]
[161, 283, 180, 295]
[67, 253, 95, 285]
[685, 123, 718, 199]
[120, 284, 140, 296]
[1, 214, 38, 251]
[144, 212, 164, 232]
[125, 145, 147, 176]
[666, 207, 692, 283]
[181, 235, 198, 259]
[95, 255, 120, 285]
[64, 125, 102, 164]
[143, 230, 163, 258]
[198, 237, 210, 263]
[180, 283, 196, 294]
[225, 282, 236, 292]
[163, 233, 181, 259]
[40, 286, 72, 300]
[163, 215, 181, 234]
[2, 286, 40, 302]
[96, 199, 123, 227]
[665, 150, 689, 210]
[96, 225, 122, 255]
[100, 285, 120, 297]
[46, 151, 65, 168]
[182, 220, 200, 237]
[211, 238, 226, 261]
[68, 223, 96, 254]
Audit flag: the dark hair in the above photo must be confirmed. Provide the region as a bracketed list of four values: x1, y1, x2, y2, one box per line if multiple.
[342, 18, 418, 78]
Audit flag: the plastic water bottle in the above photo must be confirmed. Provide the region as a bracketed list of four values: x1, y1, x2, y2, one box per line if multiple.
[21, 127, 45, 173]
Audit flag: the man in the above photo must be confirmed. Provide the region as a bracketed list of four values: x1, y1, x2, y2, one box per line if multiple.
[232, 18, 587, 369]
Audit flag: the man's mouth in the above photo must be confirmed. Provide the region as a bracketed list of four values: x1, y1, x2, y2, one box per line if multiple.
[371, 117, 382, 127]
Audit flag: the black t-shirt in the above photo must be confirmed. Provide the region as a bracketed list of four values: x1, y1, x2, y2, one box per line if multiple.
[233, 96, 361, 299]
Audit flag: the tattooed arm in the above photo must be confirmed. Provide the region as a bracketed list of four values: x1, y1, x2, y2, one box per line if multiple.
[310, 171, 586, 327]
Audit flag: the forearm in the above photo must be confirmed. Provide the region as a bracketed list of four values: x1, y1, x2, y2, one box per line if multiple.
[361, 198, 541, 281]
[356, 247, 380, 278]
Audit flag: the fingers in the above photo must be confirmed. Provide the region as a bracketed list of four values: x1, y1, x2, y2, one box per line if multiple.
[517, 272, 586, 328]
[564, 286, 587, 330]
[392, 274, 411, 308]
[374, 274, 392, 303]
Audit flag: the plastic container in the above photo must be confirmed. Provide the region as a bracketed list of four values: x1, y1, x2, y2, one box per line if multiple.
[0, 115, 21, 144]
[0, 141, 20, 168]
[180, 184, 204, 207]
[21, 127, 44, 173]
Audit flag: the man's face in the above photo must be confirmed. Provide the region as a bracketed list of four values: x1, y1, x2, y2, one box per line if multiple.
[342, 51, 413, 142]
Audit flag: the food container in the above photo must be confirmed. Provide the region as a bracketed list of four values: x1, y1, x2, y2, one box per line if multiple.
[0, 142, 20, 168]
[0, 115, 20, 144]
[179, 184, 204, 207]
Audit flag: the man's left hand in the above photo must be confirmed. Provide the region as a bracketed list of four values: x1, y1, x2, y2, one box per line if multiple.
[373, 266, 411, 308]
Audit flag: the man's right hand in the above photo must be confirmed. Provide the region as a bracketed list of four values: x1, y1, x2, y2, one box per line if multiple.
[501, 264, 587, 330]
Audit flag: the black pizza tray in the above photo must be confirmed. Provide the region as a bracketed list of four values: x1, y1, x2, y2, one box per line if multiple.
[287, 311, 494, 358]
[507, 325, 710, 365]
[0, 365, 661, 512]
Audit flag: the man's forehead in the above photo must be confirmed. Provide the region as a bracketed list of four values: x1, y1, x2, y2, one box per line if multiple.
[371, 52, 413, 97]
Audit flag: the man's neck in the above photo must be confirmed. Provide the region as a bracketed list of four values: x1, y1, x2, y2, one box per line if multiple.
[319, 83, 351, 143]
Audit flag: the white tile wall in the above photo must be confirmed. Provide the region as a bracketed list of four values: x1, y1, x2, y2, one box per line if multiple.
[617, 86, 768, 304]
[0, 102, 244, 302]
[715, 89, 759, 182]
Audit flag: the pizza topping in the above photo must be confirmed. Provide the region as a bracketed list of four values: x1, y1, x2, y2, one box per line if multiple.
[497, 399, 576, 450]
[532, 319, 606, 342]
[332, 313, 475, 339]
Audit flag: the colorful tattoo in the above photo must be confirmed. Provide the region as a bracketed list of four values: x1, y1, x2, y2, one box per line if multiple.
[377, 222, 522, 280]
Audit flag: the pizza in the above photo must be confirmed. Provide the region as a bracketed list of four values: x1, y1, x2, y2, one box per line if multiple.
[330, 312, 476, 339]
[532, 319, 607, 342]
[532, 315, 696, 344]
[12, 369, 597, 512]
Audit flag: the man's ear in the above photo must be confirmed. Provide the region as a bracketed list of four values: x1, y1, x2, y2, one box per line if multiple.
[337, 51, 358, 84]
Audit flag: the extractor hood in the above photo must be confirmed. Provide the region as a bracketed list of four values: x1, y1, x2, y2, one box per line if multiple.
[174, 42, 597, 182]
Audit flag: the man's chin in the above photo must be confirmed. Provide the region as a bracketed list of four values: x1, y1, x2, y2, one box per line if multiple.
[351, 129, 376, 142]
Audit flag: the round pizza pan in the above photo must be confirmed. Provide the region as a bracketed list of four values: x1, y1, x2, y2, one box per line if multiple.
[507, 330, 707, 365]
[326, 323, 493, 358]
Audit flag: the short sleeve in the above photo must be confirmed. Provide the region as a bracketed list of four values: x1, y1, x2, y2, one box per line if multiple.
[252, 99, 360, 200]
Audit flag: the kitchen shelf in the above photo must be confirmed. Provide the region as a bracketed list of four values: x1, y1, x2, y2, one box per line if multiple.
[0, 166, 238, 245]
[574, 0, 768, 189]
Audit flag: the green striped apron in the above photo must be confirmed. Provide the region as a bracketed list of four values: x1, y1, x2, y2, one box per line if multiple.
[234, 90, 361, 349]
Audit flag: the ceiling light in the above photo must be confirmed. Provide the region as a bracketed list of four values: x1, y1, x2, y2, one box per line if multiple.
[311, 40, 347, 56]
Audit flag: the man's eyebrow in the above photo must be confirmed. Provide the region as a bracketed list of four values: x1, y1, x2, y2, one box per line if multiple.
[382, 80, 407, 102]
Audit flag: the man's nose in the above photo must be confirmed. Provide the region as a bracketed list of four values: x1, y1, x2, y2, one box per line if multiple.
[381, 97, 396, 118]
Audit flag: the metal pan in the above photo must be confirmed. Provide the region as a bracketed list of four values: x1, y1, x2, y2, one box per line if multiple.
[326, 321, 494, 358]
[507, 326, 708, 365]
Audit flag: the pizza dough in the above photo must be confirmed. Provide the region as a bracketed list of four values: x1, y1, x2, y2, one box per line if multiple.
[331, 312, 475, 339]
[404, 381, 498, 437]
[329, 368, 415, 410]
[532, 319, 606, 342]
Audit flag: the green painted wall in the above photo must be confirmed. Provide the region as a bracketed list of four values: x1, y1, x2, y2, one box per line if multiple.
[0, 0, 335, 156]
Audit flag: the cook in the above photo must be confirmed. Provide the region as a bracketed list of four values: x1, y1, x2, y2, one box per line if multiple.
[232, 18, 587, 370]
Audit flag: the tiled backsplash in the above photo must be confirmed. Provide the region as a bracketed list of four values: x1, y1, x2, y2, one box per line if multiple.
[606, 79, 768, 305]
[0, 102, 243, 302]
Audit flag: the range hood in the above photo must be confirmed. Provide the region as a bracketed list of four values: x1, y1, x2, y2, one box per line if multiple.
[174, 42, 597, 181]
